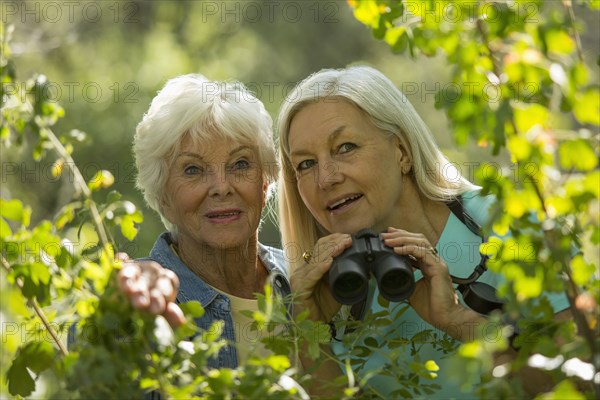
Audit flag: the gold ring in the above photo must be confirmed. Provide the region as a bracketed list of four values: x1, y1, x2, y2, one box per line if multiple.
[302, 251, 313, 264]
[428, 246, 438, 256]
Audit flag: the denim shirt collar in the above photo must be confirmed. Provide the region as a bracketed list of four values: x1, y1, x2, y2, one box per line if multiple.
[147, 232, 290, 306]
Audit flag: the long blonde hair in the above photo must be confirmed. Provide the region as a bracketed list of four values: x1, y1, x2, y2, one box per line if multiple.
[276, 66, 477, 269]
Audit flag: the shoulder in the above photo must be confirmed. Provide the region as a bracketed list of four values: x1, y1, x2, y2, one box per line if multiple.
[460, 190, 497, 227]
[258, 243, 288, 277]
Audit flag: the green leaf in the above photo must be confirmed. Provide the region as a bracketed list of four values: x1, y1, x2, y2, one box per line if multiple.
[573, 88, 600, 126]
[0, 217, 12, 238]
[120, 214, 139, 241]
[558, 139, 598, 171]
[21, 341, 55, 373]
[106, 190, 122, 203]
[570, 254, 596, 285]
[0, 198, 31, 226]
[7, 360, 35, 396]
[513, 104, 549, 134]
[545, 30, 575, 55]
[351, 0, 383, 28]
[539, 380, 585, 400]
[88, 170, 115, 191]
[180, 300, 205, 319]
[7, 341, 56, 396]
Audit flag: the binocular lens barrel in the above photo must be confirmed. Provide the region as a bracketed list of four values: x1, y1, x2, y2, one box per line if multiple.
[373, 254, 415, 302]
[329, 258, 369, 304]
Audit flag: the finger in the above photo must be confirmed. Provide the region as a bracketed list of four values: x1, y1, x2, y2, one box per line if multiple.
[382, 234, 427, 248]
[163, 303, 186, 328]
[130, 291, 150, 309]
[311, 234, 352, 264]
[393, 244, 440, 265]
[148, 288, 167, 314]
[118, 264, 141, 294]
[155, 275, 175, 302]
[383, 227, 427, 239]
[116, 252, 131, 263]
[137, 260, 163, 281]
[162, 269, 180, 302]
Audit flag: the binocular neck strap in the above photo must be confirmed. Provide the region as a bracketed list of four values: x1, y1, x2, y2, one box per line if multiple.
[446, 196, 483, 237]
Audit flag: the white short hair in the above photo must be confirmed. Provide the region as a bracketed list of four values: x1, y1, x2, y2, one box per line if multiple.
[134, 74, 278, 231]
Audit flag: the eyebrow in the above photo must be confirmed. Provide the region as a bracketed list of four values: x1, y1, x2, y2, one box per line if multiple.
[290, 125, 346, 157]
[174, 145, 254, 161]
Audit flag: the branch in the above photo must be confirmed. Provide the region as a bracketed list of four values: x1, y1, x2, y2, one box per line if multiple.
[475, 18, 519, 136]
[1, 255, 68, 356]
[564, 0, 585, 63]
[43, 128, 111, 248]
[526, 173, 598, 357]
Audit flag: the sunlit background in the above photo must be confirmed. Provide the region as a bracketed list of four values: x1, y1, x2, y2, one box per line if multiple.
[2, 0, 598, 254]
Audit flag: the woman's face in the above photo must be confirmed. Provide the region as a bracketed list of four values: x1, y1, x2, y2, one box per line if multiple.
[288, 99, 411, 234]
[162, 135, 267, 248]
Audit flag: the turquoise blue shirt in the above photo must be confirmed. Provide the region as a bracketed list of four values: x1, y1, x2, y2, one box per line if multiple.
[331, 192, 569, 399]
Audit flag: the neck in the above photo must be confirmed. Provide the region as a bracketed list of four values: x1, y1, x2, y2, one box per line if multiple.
[392, 182, 450, 246]
[175, 234, 267, 299]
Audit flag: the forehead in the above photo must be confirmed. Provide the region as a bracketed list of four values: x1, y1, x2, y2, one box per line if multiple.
[290, 99, 365, 128]
[176, 134, 257, 158]
[288, 99, 374, 148]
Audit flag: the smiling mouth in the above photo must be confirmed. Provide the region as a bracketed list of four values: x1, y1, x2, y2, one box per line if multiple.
[206, 211, 241, 219]
[327, 194, 363, 211]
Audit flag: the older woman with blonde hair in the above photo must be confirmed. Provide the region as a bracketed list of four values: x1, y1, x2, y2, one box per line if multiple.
[276, 65, 570, 398]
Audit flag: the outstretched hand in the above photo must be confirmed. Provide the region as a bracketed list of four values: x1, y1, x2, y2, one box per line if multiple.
[116, 253, 186, 328]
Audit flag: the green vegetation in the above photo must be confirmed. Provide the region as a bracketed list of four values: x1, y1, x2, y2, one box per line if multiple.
[2, 1, 598, 398]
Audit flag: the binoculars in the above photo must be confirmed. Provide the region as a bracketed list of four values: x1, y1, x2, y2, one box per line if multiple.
[328, 229, 415, 305]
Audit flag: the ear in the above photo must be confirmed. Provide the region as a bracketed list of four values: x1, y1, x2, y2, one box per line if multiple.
[393, 135, 412, 174]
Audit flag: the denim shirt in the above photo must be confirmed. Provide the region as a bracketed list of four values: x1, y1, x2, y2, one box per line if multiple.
[145, 232, 291, 369]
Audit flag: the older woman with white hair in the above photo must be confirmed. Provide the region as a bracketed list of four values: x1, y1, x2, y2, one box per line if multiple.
[276, 65, 571, 398]
[117, 74, 290, 370]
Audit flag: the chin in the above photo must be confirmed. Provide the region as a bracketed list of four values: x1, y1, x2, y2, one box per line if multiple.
[331, 222, 372, 235]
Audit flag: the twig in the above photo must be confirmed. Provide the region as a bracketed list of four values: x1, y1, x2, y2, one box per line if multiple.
[43, 127, 110, 248]
[1, 255, 68, 356]
[564, 1, 585, 63]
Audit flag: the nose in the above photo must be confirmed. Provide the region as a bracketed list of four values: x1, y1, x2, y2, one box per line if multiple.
[208, 164, 233, 198]
[317, 160, 343, 190]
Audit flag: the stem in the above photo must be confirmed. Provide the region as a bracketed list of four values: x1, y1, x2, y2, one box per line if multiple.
[43, 128, 111, 248]
[1, 255, 68, 356]
[475, 19, 519, 136]
[564, 1, 585, 63]
[527, 173, 598, 356]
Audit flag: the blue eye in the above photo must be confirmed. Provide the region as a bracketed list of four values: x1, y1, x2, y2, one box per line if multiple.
[339, 143, 357, 153]
[228, 159, 251, 171]
[296, 159, 316, 171]
[185, 165, 203, 175]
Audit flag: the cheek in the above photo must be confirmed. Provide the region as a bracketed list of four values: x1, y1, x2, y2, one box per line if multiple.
[173, 184, 205, 214]
[297, 181, 316, 210]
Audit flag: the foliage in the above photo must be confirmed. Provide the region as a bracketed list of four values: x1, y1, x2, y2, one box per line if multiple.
[0, 21, 318, 399]
[348, 0, 599, 398]
[1, 0, 599, 399]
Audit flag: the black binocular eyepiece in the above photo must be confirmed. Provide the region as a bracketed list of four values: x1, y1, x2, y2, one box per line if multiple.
[328, 229, 415, 305]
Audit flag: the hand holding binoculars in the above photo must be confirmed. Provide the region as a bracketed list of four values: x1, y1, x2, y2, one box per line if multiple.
[328, 229, 504, 315]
